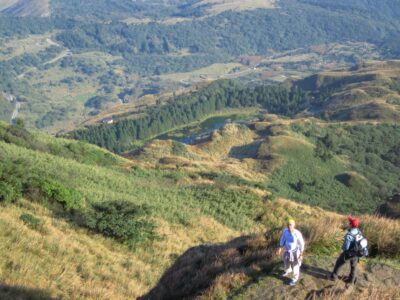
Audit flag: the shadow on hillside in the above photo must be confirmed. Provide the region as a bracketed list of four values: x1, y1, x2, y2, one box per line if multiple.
[301, 264, 331, 280]
[229, 141, 262, 159]
[0, 284, 56, 300]
[139, 234, 278, 300]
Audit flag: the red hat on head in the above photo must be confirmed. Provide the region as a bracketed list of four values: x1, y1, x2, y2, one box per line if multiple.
[348, 216, 359, 228]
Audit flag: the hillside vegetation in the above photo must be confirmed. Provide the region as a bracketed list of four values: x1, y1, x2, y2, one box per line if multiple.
[296, 60, 400, 121]
[0, 120, 264, 298]
[0, 94, 14, 122]
[141, 199, 400, 299]
[1, 1, 400, 299]
[127, 113, 400, 215]
[64, 62, 400, 218]
[70, 61, 400, 154]
[2, 1, 400, 131]
[69, 81, 310, 152]
[1, 100, 400, 299]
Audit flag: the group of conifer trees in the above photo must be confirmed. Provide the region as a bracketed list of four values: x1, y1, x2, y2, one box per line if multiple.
[69, 80, 310, 152]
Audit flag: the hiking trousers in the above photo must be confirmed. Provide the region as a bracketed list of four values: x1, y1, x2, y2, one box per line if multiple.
[332, 252, 358, 283]
[283, 251, 302, 281]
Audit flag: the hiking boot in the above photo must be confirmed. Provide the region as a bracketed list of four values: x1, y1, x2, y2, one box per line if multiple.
[289, 279, 297, 286]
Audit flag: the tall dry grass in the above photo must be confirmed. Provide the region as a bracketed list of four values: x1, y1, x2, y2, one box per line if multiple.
[300, 213, 400, 259]
[298, 216, 342, 247]
[263, 199, 400, 259]
[141, 209, 400, 300]
[360, 214, 400, 258]
[140, 234, 279, 300]
[0, 200, 237, 300]
[141, 199, 400, 299]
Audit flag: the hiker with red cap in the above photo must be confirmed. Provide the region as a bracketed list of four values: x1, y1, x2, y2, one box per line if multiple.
[329, 216, 367, 284]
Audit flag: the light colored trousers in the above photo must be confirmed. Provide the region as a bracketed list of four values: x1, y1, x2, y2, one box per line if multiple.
[283, 250, 302, 281]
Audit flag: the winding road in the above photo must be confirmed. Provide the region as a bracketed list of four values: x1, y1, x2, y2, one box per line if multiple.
[16, 38, 72, 79]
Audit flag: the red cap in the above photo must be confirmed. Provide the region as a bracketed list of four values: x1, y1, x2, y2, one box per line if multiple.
[348, 216, 359, 228]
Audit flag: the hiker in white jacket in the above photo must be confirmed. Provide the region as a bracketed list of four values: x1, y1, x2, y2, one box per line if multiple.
[276, 218, 305, 286]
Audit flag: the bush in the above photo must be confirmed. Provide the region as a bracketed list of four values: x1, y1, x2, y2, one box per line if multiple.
[64, 141, 118, 166]
[0, 181, 21, 204]
[1, 122, 48, 152]
[19, 213, 42, 230]
[82, 200, 156, 246]
[0, 154, 84, 212]
[40, 180, 83, 212]
[171, 141, 188, 157]
[0, 157, 30, 204]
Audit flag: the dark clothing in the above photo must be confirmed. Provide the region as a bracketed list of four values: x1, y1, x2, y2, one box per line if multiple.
[331, 251, 359, 283]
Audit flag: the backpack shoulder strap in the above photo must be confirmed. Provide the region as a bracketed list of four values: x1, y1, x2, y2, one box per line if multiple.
[347, 229, 361, 237]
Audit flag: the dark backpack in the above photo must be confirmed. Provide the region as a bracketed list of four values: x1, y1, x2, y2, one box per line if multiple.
[348, 231, 369, 257]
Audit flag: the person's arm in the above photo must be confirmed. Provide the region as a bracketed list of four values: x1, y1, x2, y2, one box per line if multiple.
[277, 230, 286, 256]
[342, 233, 352, 252]
[297, 231, 305, 259]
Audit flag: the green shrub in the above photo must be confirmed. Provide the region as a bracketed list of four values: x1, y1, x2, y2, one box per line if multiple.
[64, 141, 118, 166]
[1, 122, 117, 167]
[82, 200, 156, 246]
[0, 181, 21, 204]
[0, 157, 29, 204]
[0, 122, 49, 152]
[171, 141, 189, 157]
[19, 213, 42, 230]
[198, 172, 264, 189]
[40, 180, 82, 211]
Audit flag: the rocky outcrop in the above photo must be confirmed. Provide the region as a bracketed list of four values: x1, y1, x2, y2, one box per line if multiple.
[378, 193, 400, 219]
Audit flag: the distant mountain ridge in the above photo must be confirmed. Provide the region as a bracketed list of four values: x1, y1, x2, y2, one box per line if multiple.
[184, 0, 276, 15]
[0, 0, 49, 17]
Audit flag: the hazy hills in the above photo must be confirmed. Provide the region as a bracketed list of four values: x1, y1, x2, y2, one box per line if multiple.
[183, 0, 276, 16]
[0, 0, 275, 22]
[0, 0, 49, 17]
[2, 0, 400, 131]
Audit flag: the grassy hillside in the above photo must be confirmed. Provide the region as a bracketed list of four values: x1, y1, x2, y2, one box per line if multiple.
[0, 121, 265, 298]
[128, 111, 400, 215]
[0, 116, 399, 299]
[142, 199, 400, 299]
[296, 61, 400, 121]
[1, 1, 400, 298]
